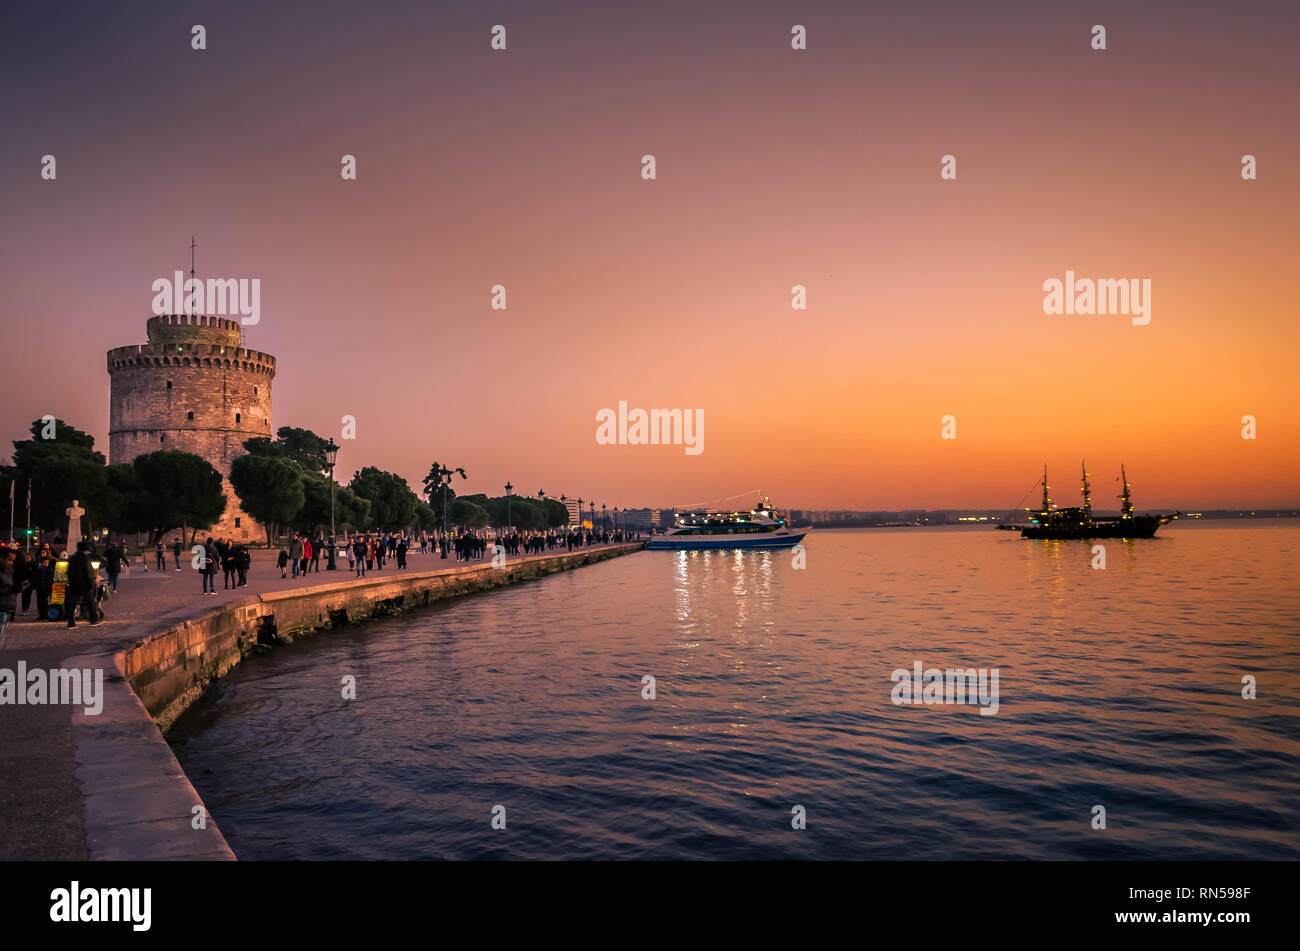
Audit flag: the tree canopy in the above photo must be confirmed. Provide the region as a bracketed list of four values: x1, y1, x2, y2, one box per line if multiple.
[132, 450, 227, 543]
[230, 454, 305, 546]
[350, 467, 419, 530]
[6, 418, 112, 531]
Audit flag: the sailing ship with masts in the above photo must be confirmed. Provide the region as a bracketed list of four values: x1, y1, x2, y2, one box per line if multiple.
[1003, 463, 1178, 539]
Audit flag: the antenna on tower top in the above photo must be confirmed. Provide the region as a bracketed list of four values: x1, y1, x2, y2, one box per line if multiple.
[189, 236, 196, 317]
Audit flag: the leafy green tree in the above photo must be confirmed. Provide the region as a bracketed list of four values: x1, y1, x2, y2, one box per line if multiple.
[105, 463, 154, 537]
[350, 467, 418, 530]
[275, 426, 332, 473]
[485, 495, 540, 530]
[539, 498, 569, 528]
[422, 462, 467, 512]
[133, 451, 227, 544]
[230, 454, 305, 547]
[9, 418, 112, 532]
[414, 500, 439, 533]
[241, 436, 283, 459]
[296, 471, 370, 535]
[452, 498, 489, 530]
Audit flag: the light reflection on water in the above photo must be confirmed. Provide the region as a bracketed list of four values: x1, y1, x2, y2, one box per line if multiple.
[169, 524, 1300, 860]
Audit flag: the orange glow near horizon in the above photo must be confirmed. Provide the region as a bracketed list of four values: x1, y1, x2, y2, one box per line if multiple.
[1, 2, 1296, 511]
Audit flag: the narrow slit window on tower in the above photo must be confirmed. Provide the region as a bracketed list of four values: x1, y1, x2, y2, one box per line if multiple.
[253, 387, 258, 394]
[235, 413, 241, 423]
[187, 411, 194, 421]
[234, 518, 241, 528]
[166, 381, 172, 389]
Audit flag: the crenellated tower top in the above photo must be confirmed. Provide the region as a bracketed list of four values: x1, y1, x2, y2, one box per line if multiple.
[146, 313, 243, 347]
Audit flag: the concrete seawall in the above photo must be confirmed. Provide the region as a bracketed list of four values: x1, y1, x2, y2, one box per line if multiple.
[73, 543, 643, 860]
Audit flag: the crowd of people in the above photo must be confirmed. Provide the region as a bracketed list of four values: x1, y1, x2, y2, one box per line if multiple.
[0, 523, 643, 644]
[0, 539, 106, 642]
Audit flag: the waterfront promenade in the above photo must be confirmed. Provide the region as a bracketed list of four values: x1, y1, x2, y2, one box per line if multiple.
[0, 543, 641, 860]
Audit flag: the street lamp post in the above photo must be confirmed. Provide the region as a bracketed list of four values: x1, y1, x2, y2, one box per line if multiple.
[325, 438, 339, 570]
[505, 482, 513, 532]
[602, 504, 607, 535]
[439, 465, 451, 558]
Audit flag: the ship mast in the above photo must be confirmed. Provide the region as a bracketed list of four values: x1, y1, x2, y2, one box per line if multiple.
[1118, 463, 1134, 519]
[1040, 465, 1051, 513]
[1081, 460, 1092, 517]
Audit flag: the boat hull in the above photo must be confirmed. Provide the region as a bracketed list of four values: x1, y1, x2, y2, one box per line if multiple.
[646, 531, 808, 550]
[1019, 515, 1174, 540]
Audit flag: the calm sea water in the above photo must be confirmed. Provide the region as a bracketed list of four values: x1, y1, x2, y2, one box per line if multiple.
[169, 523, 1300, 860]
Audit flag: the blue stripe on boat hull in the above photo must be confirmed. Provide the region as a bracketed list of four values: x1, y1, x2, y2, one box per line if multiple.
[644, 532, 807, 550]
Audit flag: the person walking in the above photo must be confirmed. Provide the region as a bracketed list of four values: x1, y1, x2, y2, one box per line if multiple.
[289, 533, 303, 579]
[105, 540, 125, 593]
[345, 538, 355, 574]
[155, 538, 165, 571]
[65, 541, 101, 627]
[277, 547, 289, 578]
[172, 537, 183, 571]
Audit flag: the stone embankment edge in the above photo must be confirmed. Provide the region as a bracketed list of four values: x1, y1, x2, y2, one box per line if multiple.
[71, 543, 644, 860]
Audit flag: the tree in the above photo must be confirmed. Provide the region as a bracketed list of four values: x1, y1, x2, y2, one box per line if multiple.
[132, 451, 227, 544]
[241, 436, 283, 459]
[350, 467, 418, 530]
[414, 500, 439, 533]
[9, 418, 112, 533]
[422, 462, 467, 512]
[452, 498, 489, 530]
[540, 498, 569, 528]
[296, 471, 370, 534]
[104, 463, 153, 537]
[275, 426, 332, 473]
[485, 495, 540, 530]
[230, 454, 305, 547]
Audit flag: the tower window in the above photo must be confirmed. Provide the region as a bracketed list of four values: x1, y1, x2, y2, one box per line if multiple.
[234, 518, 241, 528]
[160, 435, 166, 442]
[253, 387, 258, 394]
[235, 413, 241, 423]
[187, 411, 194, 421]
[166, 381, 172, 389]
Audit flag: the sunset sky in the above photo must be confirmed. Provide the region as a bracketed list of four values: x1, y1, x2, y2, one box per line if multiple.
[1, 0, 1296, 510]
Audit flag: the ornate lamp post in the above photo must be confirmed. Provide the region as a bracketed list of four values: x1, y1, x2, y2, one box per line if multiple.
[601, 503, 607, 533]
[505, 482, 513, 532]
[438, 465, 452, 558]
[325, 438, 339, 570]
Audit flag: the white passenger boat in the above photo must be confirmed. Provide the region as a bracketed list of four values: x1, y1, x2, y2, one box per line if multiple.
[645, 497, 808, 550]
